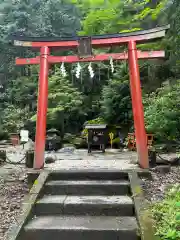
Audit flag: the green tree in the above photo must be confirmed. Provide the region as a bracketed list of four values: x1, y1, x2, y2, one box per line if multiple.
[73, 0, 170, 35]
[0, 71, 38, 132]
[29, 68, 86, 134]
[0, 0, 82, 134]
[101, 62, 132, 128]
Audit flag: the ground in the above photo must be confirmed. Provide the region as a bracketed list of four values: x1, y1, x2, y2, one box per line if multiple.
[0, 146, 179, 240]
[142, 166, 180, 202]
[0, 165, 28, 240]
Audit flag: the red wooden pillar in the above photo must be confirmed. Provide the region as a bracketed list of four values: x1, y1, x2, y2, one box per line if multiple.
[34, 46, 50, 169]
[128, 41, 149, 168]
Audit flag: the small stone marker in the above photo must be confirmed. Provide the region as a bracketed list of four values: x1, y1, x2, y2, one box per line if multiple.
[20, 130, 29, 142]
[155, 165, 171, 173]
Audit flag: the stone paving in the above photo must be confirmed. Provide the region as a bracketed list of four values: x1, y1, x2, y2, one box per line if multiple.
[2, 142, 179, 173]
[1, 144, 139, 176]
[44, 149, 139, 171]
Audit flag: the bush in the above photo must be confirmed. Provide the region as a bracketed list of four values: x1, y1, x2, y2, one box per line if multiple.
[72, 137, 87, 149]
[84, 117, 106, 125]
[144, 81, 180, 143]
[151, 184, 180, 239]
[112, 137, 121, 148]
[63, 133, 76, 144]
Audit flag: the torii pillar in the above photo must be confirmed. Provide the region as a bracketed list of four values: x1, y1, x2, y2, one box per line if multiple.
[35, 46, 50, 169]
[128, 41, 148, 168]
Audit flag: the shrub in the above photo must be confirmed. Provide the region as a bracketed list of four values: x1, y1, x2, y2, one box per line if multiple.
[151, 184, 180, 240]
[144, 81, 180, 143]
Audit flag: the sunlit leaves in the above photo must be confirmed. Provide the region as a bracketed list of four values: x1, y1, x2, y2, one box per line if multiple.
[73, 0, 170, 35]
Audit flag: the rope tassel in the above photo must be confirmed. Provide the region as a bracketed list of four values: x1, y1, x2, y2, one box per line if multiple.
[88, 62, 94, 78]
[110, 57, 114, 73]
[60, 62, 67, 77]
[76, 63, 81, 78]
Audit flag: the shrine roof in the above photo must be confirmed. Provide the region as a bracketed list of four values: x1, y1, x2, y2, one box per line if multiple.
[9, 25, 169, 43]
[47, 128, 60, 133]
[85, 124, 107, 129]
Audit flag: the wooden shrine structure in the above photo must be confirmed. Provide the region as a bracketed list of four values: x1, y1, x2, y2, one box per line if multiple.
[10, 25, 169, 169]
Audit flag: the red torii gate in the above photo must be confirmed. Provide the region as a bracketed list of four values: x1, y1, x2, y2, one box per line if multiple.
[11, 25, 169, 169]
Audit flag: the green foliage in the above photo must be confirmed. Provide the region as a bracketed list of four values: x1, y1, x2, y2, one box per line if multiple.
[0, 0, 82, 133]
[168, 0, 180, 77]
[112, 137, 121, 148]
[84, 117, 106, 125]
[30, 68, 86, 133]
[2, 105, 33, 133]
[133, 0, 169, 21]
[0, 0, 81, 38]
[152, 184, 180, 240]
[144, 81, 180, 142]
[0, 74, 37, 133]
[71, 136, 87, 148]
[31, 0, 81, 37]
[101, 78, 132, 126]
[100, 62, 132, 128]
[75, 0, 141, 35]
[74, 0, 169, 35]
[48, 70, 84, 116]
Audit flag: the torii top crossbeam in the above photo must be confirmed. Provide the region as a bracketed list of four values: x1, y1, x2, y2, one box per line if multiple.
[10, 25, 169, 170]
[12, 25, 169, 48]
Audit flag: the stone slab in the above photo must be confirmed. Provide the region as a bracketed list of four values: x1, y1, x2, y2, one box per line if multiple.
[25, 215, 138, 230]
[64, 195, 133, 205]
[45, 159, 139, 171]
[46, 179, 130, 186]
[47, 170, 129, 181]
[36, 195, 134, 216]
[37, 195, 133, 205]
[44, 179, 130, 196]
[37, 195, 67, 204]
[44, 150, 139, 171]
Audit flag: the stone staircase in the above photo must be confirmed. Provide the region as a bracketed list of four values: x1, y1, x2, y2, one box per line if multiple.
[20, 171, 141, 240]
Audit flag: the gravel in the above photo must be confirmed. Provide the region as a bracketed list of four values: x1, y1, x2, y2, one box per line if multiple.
[0, 167, 29, 240]
[142, 166, 180, 202]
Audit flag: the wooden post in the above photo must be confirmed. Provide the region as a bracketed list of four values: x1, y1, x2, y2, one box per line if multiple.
[34, 46, 49, 169]
[128, 41, 149, 169]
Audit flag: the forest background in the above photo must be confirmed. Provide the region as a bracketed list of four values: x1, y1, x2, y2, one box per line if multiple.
[0, 0, 179, 145]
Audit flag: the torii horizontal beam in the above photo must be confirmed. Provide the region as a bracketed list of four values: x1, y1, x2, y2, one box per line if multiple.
[16, 50, 165, 65]
[12, 25, 170, 48]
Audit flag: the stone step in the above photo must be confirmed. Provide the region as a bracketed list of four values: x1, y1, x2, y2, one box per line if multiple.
[48, 170, 129, 181]
[35, 195, 134, 216]
[44, 180, 130, 195]
[24, 215, 139, 240]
